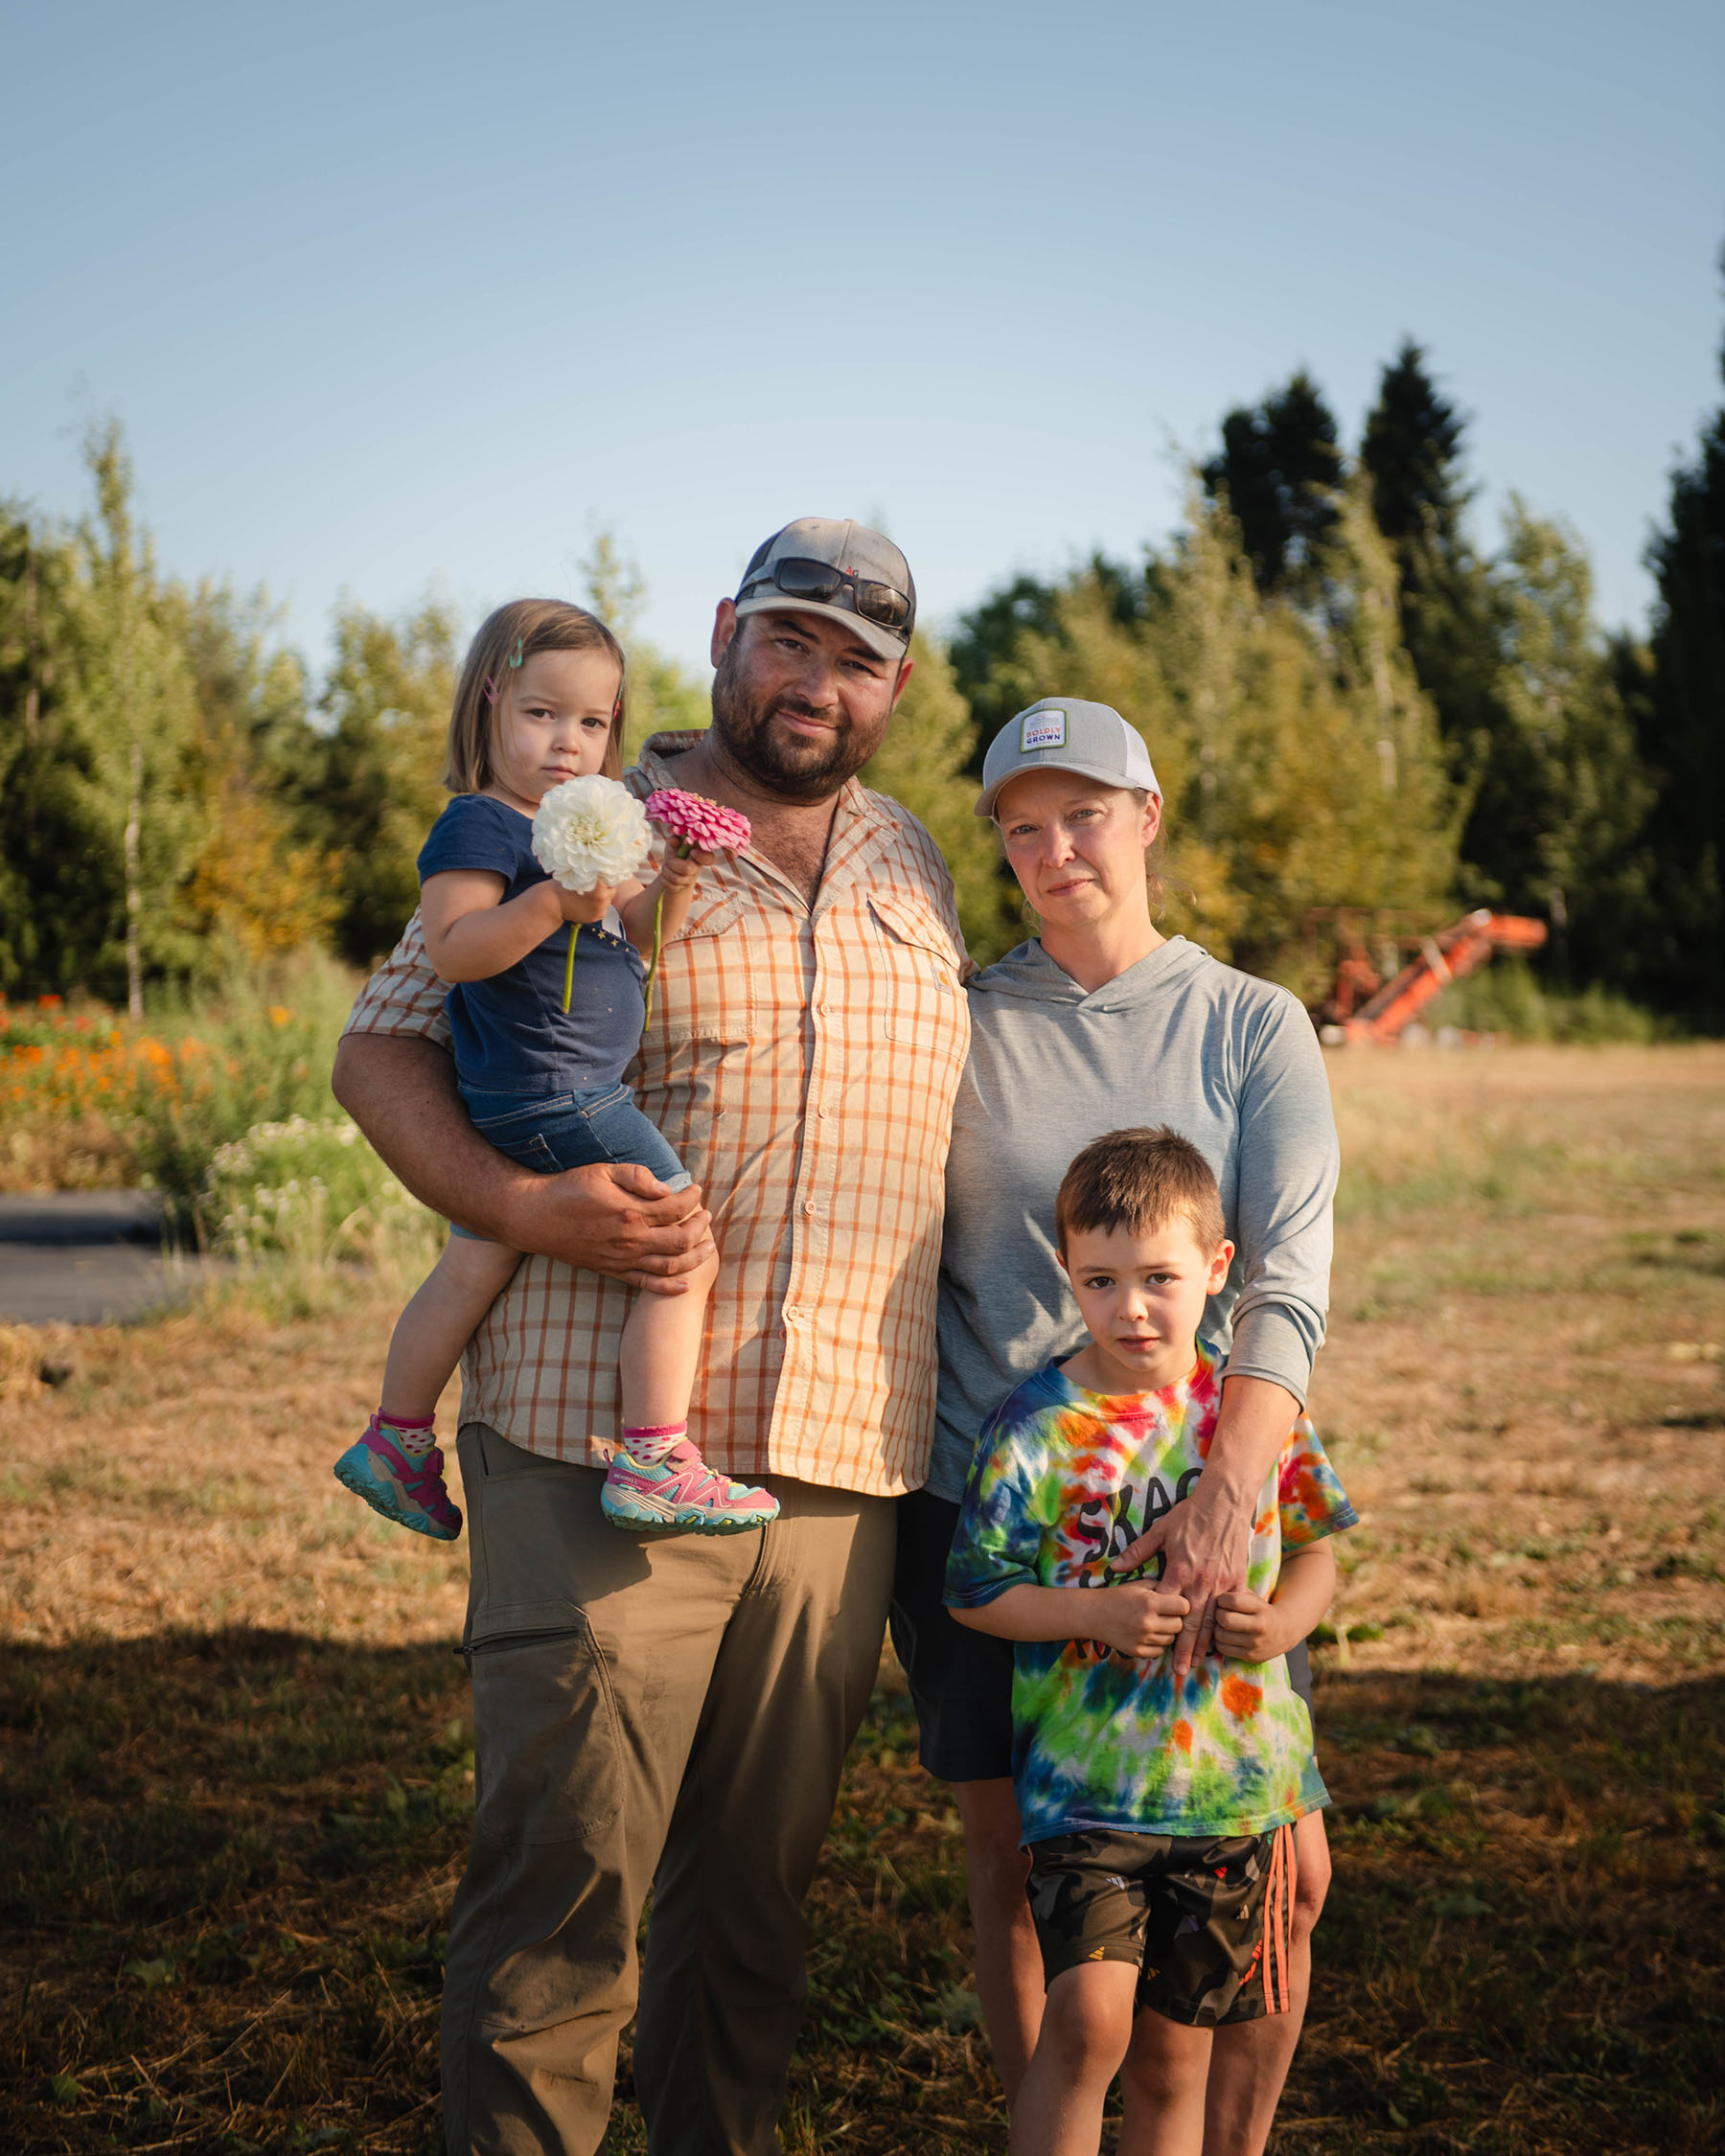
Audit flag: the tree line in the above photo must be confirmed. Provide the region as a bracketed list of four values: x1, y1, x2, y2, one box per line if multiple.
[2, 311, 1721, 1024]
[950, 330, 1722, 1021]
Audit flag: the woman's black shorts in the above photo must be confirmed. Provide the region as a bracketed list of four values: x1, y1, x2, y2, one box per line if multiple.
[889, 1488, 1317, 1784]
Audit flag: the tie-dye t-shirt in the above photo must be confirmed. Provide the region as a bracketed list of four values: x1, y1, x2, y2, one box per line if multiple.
[944, 1346, 1357, 1845]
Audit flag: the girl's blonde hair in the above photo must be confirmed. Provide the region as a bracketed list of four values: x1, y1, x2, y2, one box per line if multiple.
[443, 599, 628, 793]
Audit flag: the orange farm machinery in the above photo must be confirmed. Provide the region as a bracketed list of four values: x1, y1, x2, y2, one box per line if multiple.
[1304, 907, 1548, 1044]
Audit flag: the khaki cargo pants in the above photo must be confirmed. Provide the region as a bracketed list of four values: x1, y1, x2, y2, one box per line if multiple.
[442, 1424, 896, 2156]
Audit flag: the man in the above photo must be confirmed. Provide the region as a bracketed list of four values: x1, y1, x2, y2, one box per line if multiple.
[333, 518, 972, 2154]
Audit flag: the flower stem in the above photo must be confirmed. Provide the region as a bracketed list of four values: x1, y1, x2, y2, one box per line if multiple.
[562, 922, 580, 1013]
[643, 890, 666, 1024]
[642, 840, 691, 1024]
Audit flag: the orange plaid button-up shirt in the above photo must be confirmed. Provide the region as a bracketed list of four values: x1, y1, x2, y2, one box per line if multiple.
[343, 732, 972, 1496]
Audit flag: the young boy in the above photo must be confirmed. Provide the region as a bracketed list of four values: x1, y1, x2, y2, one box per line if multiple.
[945, 1126, 1356, 2156]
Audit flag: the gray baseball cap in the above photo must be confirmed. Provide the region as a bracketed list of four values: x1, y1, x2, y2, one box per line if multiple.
[734, 516, 916, 661]
[975, 697, 1161, 819]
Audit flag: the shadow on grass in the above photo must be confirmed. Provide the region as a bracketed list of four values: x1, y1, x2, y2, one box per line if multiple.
[1, 1635, 1720, 2155]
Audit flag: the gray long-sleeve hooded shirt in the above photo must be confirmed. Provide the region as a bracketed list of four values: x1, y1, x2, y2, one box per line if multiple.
[929, 934, 1339, 1502]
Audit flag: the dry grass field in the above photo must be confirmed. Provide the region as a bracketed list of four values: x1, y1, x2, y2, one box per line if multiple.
[2, 1044, 1721, 2154]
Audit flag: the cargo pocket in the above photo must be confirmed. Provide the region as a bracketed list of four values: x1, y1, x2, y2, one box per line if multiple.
[464, 1598, 624, 1845]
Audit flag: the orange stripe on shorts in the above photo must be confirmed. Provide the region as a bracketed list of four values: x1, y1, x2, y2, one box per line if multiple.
[1261, 1822, 1298, 2014]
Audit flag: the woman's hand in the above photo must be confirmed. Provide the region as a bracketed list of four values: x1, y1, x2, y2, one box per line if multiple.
[1116, 1489, 1253, 1675]
[1115, 1375, 1301, 1677]
[1089, 1582, 1190, 1661]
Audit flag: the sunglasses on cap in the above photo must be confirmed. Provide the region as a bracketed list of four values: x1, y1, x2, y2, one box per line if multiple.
[738, 557, 912, 635]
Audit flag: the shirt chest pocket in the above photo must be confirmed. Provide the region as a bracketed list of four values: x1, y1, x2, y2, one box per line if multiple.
[865, 895, 965, 1048]
[654, 892, 754, 1044]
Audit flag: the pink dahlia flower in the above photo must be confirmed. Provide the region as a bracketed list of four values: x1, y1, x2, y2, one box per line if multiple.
[637, 790, 750, 1024]
[643, 788, 752, 854]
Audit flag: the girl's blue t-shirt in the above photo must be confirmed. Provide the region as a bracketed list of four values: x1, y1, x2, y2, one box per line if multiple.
[417, 793, 647, 1096]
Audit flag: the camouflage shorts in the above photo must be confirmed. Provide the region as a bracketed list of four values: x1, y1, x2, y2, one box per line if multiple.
[1024, 1823, 1299, 2027]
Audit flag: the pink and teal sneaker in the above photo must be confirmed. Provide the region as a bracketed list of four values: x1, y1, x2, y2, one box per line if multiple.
[334, 1416, 462, 1541]
[600, 1441, 778, 1536]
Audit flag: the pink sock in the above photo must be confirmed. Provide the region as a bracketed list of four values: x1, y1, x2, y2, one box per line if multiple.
[377, 1410, 435, 1459]
[622, 1421, 686, 1466]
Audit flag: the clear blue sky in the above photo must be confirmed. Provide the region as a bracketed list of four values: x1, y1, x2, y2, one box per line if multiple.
[5, 0, 1721, 677]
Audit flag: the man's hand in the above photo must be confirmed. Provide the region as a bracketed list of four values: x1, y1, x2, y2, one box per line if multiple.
[1212, 1586, 1300, 1663]
[1090, 1582, 1190, 1662]
[500, 1159, 715, 1293]
[333, 1034, 712, 1293]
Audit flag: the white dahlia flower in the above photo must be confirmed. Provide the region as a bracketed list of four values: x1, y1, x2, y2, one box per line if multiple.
[531, 775, 654, 892]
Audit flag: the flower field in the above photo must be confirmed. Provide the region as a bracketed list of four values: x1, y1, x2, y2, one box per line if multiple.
[4, 999, 233, 1127]
[0, 955, 420, 1260]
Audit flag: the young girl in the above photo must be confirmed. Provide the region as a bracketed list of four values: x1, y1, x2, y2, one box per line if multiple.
[334, 598, 777, 1541]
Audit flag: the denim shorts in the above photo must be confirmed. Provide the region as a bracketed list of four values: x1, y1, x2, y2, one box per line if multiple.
[448, 1082, 692, 1240]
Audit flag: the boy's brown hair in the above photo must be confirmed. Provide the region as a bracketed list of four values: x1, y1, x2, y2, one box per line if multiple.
[1054, 1125, 1227, 1256]
[443, 599, 628, 793]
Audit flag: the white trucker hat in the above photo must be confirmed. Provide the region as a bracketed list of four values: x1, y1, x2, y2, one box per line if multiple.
[974, 697, 1161, 818]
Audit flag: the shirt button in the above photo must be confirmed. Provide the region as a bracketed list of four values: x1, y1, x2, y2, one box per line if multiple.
[804, 1201, 816, 1216]
[816, 1104, 828, 1118]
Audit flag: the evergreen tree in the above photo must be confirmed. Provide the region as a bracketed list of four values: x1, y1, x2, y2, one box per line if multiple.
[1642, 287, 1725, 1022]
[1201, 371, 1342, 600]
[1361, 339, 1467, 556]
[1358, 340, 1505, 780]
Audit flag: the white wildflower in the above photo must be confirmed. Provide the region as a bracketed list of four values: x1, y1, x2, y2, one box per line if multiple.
[532, 775, 653, 893]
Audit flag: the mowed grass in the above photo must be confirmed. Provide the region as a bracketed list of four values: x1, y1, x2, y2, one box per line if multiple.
[2, 1044, 1722, 2154]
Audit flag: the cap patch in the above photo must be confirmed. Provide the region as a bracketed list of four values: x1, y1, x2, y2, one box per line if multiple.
[1022, 707, 1068, 751]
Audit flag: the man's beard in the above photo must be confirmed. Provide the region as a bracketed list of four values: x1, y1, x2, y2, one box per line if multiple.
[708, 641, 886, 803]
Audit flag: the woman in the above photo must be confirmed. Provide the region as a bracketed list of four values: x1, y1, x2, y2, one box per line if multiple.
[892, 697, 1340, 2153]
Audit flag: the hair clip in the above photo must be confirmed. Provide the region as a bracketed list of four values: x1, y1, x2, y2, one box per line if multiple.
[507, 634, 525, 669]
[483, 675, 500, 704]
